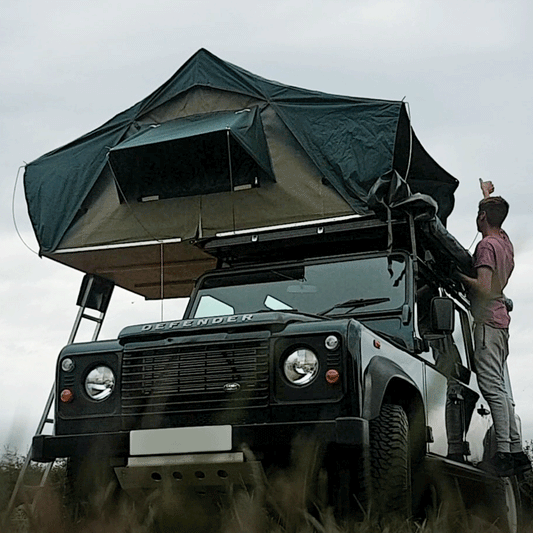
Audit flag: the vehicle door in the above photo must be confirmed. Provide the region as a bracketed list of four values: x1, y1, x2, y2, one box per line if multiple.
[423, 301, 489, 461]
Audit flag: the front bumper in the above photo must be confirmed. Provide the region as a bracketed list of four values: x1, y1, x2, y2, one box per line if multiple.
[32, 417, 368, 463]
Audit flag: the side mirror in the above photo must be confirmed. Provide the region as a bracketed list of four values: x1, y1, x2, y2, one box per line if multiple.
[430, 297, 455, 334]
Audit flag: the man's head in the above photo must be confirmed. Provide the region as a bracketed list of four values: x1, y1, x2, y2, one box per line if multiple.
[477, 196, 509, 230]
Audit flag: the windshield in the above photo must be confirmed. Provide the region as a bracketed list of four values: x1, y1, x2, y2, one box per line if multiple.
[189, 255, 407, 319]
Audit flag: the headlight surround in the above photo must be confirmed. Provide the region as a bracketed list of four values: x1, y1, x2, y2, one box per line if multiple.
[85, 365, 115, 401]
[283, 348, 319, 386]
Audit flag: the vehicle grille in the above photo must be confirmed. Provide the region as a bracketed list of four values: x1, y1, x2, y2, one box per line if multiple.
[121, 339, 269, 416]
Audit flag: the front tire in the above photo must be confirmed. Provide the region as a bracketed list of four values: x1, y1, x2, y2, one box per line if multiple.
[369, 404, 411, 518]
[492, 476, 520, 533]
[325, 444, 370, 520]
[64, 457, 120, 522]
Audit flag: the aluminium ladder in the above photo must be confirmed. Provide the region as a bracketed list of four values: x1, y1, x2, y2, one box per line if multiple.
[3, 274, 114, 527]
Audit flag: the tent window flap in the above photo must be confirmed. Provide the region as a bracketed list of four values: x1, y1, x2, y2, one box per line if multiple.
[108, 108, 275, 202]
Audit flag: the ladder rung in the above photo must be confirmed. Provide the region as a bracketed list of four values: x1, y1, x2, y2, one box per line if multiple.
[81, 313, 103, 324]
[45, 418, 54, 424]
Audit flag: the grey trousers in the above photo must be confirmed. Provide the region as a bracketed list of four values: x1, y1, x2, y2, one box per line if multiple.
[473, 324, 521, 454]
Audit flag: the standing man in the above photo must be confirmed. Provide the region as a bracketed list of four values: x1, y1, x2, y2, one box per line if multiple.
[459, 180, 530, 476]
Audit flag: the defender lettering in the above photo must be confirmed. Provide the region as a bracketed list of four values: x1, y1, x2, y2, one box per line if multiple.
[140, 313, 254, 332]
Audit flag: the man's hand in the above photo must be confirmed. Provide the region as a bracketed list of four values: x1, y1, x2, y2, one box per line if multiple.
[459, 266, 493, 297]
[479, 178, 494, 199]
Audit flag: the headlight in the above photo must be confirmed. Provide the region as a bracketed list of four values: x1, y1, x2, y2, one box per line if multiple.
[283, 348, 319, 386]
[85, 366, 115, 401]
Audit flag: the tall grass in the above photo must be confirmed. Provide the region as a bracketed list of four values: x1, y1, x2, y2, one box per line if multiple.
[3, 478, 531, 533]
[2, 445, 533, 533]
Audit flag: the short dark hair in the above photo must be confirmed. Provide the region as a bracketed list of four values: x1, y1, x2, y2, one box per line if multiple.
[478, 196, 509, 227]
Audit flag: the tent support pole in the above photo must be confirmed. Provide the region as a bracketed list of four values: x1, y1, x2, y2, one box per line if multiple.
[226, 128, 236, 232]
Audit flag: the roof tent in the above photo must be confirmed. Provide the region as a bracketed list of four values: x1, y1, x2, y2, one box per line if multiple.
[24, 49, 459, 299]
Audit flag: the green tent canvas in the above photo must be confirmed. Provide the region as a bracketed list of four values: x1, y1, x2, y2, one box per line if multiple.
[24, 49, 458, 299]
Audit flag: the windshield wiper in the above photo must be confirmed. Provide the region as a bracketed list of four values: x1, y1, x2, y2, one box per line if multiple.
[319, 297, 390, 316]
[277, 309, 332, 320]
[252, 308, 331, 320]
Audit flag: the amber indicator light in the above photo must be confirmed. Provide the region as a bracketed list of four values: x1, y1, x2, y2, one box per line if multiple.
[60, 389, 74, 403]
[326, 369, 340, 384]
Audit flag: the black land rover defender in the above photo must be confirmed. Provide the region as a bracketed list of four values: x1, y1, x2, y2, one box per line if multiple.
[32, 214, 520, 525]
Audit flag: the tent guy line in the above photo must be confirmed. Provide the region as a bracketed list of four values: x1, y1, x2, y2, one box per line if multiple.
[12, 164, 39, 256]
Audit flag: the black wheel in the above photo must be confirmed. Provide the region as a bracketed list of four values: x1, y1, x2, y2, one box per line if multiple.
[64, 457, 121, 522]
[491, 477, 520, 533]
[325, 445, 370, 521]
[64, 457, 88, 521]
[369, 404, 412, 518]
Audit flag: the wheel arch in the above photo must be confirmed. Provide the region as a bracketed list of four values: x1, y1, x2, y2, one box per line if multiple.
[363, 356, 426, 459]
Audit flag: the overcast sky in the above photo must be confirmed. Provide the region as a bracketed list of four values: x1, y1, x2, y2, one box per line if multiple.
[1, 0, 532, 454]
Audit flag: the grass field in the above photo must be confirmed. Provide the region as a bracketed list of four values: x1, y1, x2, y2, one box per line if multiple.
[2, 446, 533, 533]
[3, 480, 533, 533]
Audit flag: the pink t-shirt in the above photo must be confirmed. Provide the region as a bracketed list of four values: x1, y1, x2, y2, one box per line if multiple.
[471, 231, 514, 328]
